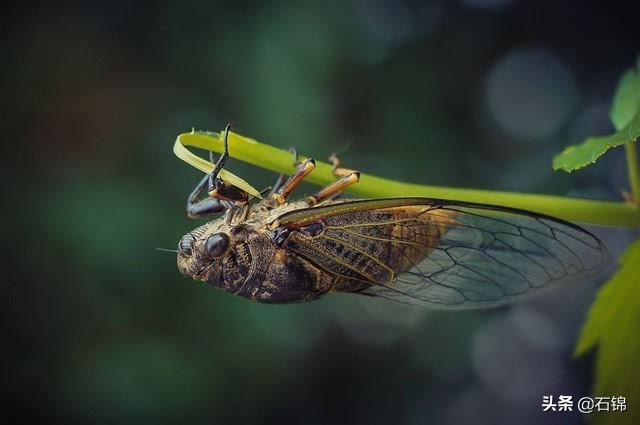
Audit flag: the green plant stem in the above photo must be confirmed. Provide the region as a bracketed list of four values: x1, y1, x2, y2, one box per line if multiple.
[177, 131, 640, 229]
[626, 141, 640, 206]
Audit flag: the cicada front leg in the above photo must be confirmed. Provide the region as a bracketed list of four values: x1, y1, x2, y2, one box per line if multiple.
[186, 173, 230, 218]
[185, 123, 250, 217]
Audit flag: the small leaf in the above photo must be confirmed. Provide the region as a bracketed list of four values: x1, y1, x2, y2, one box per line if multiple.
[553, 58, 640, 173]
[611, 56, 640, 130]
[552, 114, 640, 172]
[574, 240, 640, 425]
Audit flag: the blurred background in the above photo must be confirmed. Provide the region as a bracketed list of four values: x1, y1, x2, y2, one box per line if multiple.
[5, 0, 640, 424]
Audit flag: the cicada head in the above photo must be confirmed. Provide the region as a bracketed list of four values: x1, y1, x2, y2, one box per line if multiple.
[177, 220, 256, 292]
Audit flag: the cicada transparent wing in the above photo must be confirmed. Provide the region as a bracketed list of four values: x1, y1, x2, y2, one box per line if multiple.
[273, 198, 609, 309]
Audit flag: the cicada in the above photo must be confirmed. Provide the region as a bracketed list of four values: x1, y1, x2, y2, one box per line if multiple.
[176, 126, 609, 309]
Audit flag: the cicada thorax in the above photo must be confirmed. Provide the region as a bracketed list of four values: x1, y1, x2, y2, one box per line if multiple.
[245, 245, 335, 303]
[277, 203, 458, 292]
[219, 222, 333, 303]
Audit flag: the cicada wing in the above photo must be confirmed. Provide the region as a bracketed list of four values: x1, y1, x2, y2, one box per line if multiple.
[360, 202, 610, 309]
[273, 198, 609, 310]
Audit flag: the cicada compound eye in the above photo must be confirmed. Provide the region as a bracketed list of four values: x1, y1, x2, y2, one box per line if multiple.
[204, 232, 230, 257]
[178, 234, 195, 256]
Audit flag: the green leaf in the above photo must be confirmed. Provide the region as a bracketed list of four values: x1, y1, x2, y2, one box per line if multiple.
[574, 239, 640, 425]
[611, 56, 640, 130]
[553, 58, 640, 172]
[552, 115, 640, 172]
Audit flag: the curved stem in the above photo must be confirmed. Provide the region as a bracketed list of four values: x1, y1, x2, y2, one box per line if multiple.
[625, 142, 640, 206]
[175, 130, 640, 229]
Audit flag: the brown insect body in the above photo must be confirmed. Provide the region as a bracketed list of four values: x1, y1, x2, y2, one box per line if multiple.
[178, 194, 608, 309]
[178, 199, 437, 303]
[177, 128, 608, 309]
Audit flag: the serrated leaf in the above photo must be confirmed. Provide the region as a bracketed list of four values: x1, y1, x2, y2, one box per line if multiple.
[552, 113, 640, 172]
[553, 58, 640, 173]
[574, 240, 640, 425]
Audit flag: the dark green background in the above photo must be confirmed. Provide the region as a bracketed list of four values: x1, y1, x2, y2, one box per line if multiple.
[5, 1, 639, 424]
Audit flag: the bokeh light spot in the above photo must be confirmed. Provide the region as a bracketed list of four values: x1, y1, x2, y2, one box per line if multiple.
[485, 48, 579, 142]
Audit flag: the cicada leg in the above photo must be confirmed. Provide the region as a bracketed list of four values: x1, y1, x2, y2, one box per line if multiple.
[271, 157, 316, 205]
[306, 172, 360, 205]
[185, 123, 249, 217]
[206, 123, 232, 191]
[186, 173, 230, 218]
[209, 180, 249, 204]
[306, 154, 360, 205]
[328, 152, 358, 178]
[268, 148, 299, 197]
